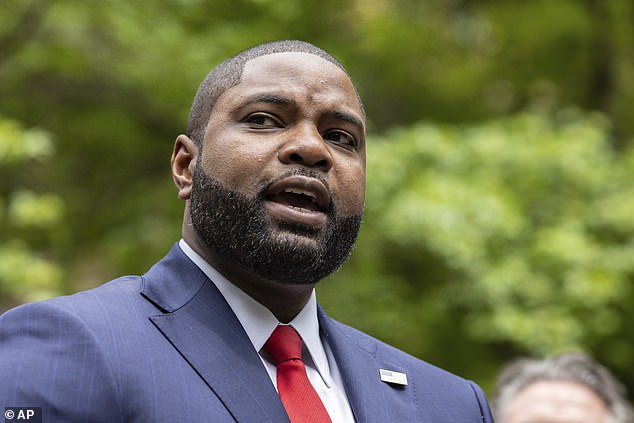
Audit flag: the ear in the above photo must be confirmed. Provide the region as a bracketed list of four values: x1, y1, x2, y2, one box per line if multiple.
[171, 134, 198, 200]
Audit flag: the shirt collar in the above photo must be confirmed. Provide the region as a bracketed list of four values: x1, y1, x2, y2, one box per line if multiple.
[178, 239, 333, 387]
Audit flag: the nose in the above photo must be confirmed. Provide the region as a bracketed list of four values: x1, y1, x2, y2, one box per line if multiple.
[278, 125, 333, 172]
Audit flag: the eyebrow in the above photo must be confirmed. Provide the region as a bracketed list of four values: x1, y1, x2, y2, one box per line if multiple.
[331, 110, 365, 133]
[241, 93, 295, 107]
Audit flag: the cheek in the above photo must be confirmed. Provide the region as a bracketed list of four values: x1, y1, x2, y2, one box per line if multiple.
[199, 136, 274, 193]
[334, 165, 366, 216]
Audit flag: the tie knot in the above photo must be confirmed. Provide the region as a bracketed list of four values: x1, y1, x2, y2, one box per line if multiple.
[264, 325, 303, 364]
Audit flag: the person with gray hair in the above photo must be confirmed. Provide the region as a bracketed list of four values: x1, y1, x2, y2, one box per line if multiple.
[493, 352, 633, 423]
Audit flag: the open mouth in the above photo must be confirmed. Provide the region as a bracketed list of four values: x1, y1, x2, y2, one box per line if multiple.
[267, 188, 322, 212]
[264, 176, 330, 225]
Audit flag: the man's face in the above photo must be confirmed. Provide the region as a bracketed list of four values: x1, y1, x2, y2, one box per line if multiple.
[502, 380, 611, 423]
[189, 52, 366, 284]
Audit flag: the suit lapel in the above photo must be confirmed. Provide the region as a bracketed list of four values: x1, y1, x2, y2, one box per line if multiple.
[142, 245, 422, 422]
[142, 245, 289, 423]
[319, 307, 424, 423]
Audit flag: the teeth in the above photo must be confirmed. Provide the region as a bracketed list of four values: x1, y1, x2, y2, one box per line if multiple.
[283, 188, 317, 202]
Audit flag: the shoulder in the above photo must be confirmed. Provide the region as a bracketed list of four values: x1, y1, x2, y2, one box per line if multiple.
[323, 316, 494, 422]
[328, 317, 455, 375]
[0, 277, 144, 422]
[0, 273, 160, 375]
[1, 275, 144, 328]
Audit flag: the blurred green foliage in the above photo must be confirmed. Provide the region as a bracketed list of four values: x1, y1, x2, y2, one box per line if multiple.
[0, 118, 65, 306]
[1, 0, 633, 397]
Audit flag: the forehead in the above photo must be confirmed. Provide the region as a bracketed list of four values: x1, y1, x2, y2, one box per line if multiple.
[506, 381, 610, 423]
[217, 52, 364, 123]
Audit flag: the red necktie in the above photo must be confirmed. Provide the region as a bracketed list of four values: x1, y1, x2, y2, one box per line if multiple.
[263, 325, 332, 423]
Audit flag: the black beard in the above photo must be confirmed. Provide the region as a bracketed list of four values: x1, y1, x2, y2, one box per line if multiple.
[189, 165, 363, 285]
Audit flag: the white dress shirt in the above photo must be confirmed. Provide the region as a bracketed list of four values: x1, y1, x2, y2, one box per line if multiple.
[179, 240, 356, 422]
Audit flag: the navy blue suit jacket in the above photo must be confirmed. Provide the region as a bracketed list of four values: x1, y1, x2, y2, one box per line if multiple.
[0, 244, 494, 422]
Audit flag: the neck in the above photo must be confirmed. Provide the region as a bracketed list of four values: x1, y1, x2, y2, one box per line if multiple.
[182, 219, 315, 323]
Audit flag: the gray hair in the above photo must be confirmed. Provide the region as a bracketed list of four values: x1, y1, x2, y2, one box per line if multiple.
[493, 353, 633, 423]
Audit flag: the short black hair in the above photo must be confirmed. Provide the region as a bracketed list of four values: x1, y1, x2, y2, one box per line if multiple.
[186, 40, 364, 147]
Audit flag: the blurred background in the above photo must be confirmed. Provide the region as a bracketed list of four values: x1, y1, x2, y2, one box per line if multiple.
[1, 0, 633, 398]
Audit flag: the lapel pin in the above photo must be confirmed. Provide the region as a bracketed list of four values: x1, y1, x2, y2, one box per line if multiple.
[380, 368, 408, 386]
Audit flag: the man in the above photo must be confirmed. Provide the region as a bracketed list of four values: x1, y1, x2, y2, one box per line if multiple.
[493, 353, 633, 423]
[0, 40, 493, 422]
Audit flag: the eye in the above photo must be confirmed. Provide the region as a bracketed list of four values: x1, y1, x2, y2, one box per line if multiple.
[244, 113, 282, 128]
[324, 130, 357, 149]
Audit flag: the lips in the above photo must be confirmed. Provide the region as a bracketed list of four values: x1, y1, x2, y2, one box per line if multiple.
[264, 175, 330, 226]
